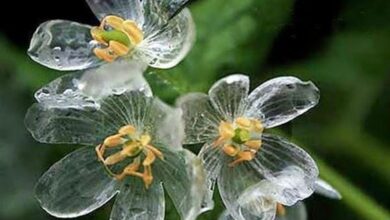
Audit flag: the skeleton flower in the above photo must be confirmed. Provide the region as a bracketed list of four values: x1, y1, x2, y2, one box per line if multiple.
[28, 0, 195, 71]
[218, 168, 342, 220]
[178, 74, 320, 218]
[25, 90, 205, 220]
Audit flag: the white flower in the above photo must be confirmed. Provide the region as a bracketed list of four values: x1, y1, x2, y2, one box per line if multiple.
[218, 175, 341, 220]
[28, 0, 195, 71]
[178, 74, 321, 219]
[25, 90, 205, 220]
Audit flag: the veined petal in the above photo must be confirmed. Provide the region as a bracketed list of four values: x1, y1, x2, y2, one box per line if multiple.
[35, 147, 118, 218]
[218, 209, 276, 220]
[177, 93, 222, 144]
[110, 179, 165, 220]
[86, 0, 145, 26]
[248, 134, 319, 205]
[25, 91, 156, 145]
[154, 148, 206, 220]
[155, 105, 185, 149]
[199, 142, 226, 212]
[34, 60, 150, 109]
[218, 163, 276, 220]
[246, 77, 319, 128]
[28, 20, 100, 71]
[314, 179, 342, 199]
[136, 8, 195, 69]
[275, 202, 307, 220]
[208, 74, 249, 121]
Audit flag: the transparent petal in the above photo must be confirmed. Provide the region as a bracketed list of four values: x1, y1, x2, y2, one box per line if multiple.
[25, 91, 158, 145]
[155, 105, 185, 149]
[248, 134, 319, 205]
[34, 61, 150, 109]
[218, 210, 235, 220]
[199, 142, 226, 212]
[177, 93, 222, 144]
[276, 202, 307, 220]
[136, 8, 195, 69]
[35, 147, 118, 218]
[154, 148, 206, 220]
[86, 0, 145, 27]
[208, 74, 249, 121]
[110, 179, 165, 220]
[314, 179, 342, 199]
[246, 77, 320, 128]
[218, 209, 276, 220]
[28, 20, 100, 71]
[218, 163, 276, 220]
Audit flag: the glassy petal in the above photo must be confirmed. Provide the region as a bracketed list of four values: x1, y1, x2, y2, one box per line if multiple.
[155, 148, 205, 220]
[155, 105, 185, 149]
[35, 147, 118, 218]
[246, 77, 319, 128]
[208, 74, 249, 121]
[248, 134, 319, 205]
[34, 61, 150, 109]
[86, 0, 145, 26]
[110, 179, 165, 220]
[177, 93, 222, 144]
[136, 8, 195, 69]
[218, 163, 276, 220]
[276, 202, 307, 220]
[218, 210, 235, 220]
[25, 91, 153, 145]
[28, 20, 100, 71]
[314, 179, 342, 199]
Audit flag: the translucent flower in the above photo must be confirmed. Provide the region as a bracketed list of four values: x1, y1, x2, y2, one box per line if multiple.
[177, 74, 320, 218]
[218, 176, 341, 220]
[25, 90, 205, 220]
[28, 0, 195, 71]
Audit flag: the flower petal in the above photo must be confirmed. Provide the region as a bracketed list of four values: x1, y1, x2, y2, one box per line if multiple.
[246, 77, 319, 128]
[199, 142, 226, 212]
[154, 147, 206, 220]
[110, 179, 165, 220]
[155, 104, 185, 149]
[177, 93, 222, 144]
[34, 61, 150, 109]
[218, 209, 276, 220]
[218, 163, 276, 220]
[35, 147, 118, 218]
[86, 0, 144, 26]
[275, 202, 307, 220]
[28, 20, 100, 71]
[248, 134, 319, 205]
[314, 179, 342, 199]
[136, 8, 195, 69]
[208, 74, 249, 121]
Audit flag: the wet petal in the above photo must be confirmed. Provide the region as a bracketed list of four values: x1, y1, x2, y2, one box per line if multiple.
[136, 8, 195, 69]
[246, 77, 319, 128]
[34, 61, 150, 109]
[86, 0, 145, 26]
[25, 91, 155, 145]
[208, 74, 249, 121]
[218, 209, 276, 220]
[177, 93, 222, 144]
[199, 142, 226, 212]
[218, 163, 276, 220]
[35, 147, 118, 218]
[28, 20, 100, 71]
[110, 179, 165, 220]
[155, 148, 206, 220]
[248, 134, 319, 205]
[155, 105, 185, 149]
[314, 179, 342, 199]
[275, 202, 307, 220]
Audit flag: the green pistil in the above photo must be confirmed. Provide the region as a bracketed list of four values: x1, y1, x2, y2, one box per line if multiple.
[101, 30, 131, 46]
[232, 128, 250, 144]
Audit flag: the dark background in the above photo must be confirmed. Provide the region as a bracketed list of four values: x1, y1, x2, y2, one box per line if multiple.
[0, 0, 389, 220]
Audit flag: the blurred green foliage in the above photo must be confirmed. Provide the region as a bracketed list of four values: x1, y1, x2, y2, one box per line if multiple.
[0, 0, 389, 220]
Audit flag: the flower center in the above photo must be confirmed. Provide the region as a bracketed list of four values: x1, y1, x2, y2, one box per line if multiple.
[91, 15, 144, 62]
[95, 125, 163, 188]
[213, 117, 264, 167]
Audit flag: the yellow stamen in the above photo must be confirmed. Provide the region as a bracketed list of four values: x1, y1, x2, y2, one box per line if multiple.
[222, 144, 239, 157]
[93, 47, 117, 62]
[228, 151, 255, 167]
[109, 41, 130, 56]
[244, 140, 262, 150]
[122, 20, 144, 44]
[276, 203, 286, 216]
[101, 15, 125, 30]
[219, 121, 235, 139]
[236, 117, 252, 128]
[96, 124, 162, 189]
[252, 120, 264, 132]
